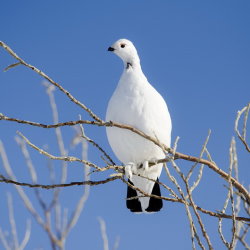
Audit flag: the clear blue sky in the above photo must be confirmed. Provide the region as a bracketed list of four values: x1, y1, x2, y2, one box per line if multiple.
[0, 1, 249, 249]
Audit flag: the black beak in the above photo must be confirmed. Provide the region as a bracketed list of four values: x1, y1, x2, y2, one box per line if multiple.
[108, 47, 115, 52]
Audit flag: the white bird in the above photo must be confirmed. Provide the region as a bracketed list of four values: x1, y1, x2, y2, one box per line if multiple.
[106, 39, 172, 213]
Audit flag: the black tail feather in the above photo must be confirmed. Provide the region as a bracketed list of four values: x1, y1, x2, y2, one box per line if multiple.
[126, 179, 142, 212]
[145, 178, 163, 212]
[126, 178, 163, 213]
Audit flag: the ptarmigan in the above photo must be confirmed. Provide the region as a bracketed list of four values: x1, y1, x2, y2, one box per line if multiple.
[106, 39, 172, 213]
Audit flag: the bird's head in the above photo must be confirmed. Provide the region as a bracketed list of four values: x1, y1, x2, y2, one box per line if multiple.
[108, 39, 140, 68]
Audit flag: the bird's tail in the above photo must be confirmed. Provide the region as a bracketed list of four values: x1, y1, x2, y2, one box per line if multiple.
[126, 177, 163, 213]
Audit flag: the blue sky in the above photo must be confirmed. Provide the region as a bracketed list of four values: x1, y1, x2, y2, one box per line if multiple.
[0, 1, 250, 249]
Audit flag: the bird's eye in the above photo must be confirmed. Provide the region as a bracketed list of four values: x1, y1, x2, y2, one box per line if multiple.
[120, 44, 126, 48]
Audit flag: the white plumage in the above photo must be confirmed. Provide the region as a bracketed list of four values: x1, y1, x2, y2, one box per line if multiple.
[106, 39, 171, 213]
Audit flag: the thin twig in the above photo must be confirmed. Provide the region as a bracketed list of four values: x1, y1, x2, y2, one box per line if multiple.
[61, 124, 90, 240]
[80, 130, 115, 166]
[218, 138, 238, 248]
[0, 141, 60, 247]
[187, 129, 211, 181]
[236, 224, 250, 249]
[0, 174, 119, 188]
[44, 82, 68, 240]
[113, 236, 120, 250]
[164, 138, 205, 249]
[235, 103, 250, 152]
[19, 220, 31, 250]
[168, 161, 205, 250]
[98, 217, 109, 250]
[44, 82, 68, 184]
[15, 136, 47, 211]
[184, 178, 213, 250]
[17, 131, 100, 170]
[228, 138, 237, 249]
[0, 228, 11, 250]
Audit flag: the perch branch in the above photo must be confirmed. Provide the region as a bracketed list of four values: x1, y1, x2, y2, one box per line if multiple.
[1, 113, 249, 205]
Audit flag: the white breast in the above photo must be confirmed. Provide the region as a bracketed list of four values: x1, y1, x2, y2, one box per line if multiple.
[106, 68, 171, 166]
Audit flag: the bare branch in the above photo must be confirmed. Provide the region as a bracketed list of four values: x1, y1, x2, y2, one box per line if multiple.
[0, 193, 31, 250]
[228, 138, 237, 249]
[187, 129, 210, 181]
[1, 113, 249, 205]
[0, 141, 67, 247]
[77, 123, 115, 166]
[98, 217, 109, 250]
[167, 161, 205, 250]
[43, 82, 68, 235]
[43, 81, 68, 184]
[0, 174, 119, 188]
[61, 125, 90, 240]
[236, 224, 250, 249]
[15, 136, 48, 211]
[19, 220, 31, 250]
[0, 141, 45, 228]
[1, 139, 250, 224]
[15, 136, 38, 183]
[17, 131, 100, 170]
[218, 138, 239, 249]
[113, 236, 120, 250]
[184, 178, 213, 249]
[0, 228, 11, 250]
[235, 103, 250, 152]
[0, 41, 102, 122]
[163, 138, 205, 249]
[4, 62, 21, 72]
[7, 193, 19, 249]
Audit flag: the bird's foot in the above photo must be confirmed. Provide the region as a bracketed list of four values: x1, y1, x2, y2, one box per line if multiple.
[124, 162, 137, 180]
[142, 161, 149, 171]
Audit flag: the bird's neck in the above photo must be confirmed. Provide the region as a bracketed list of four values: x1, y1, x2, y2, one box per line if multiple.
[123, 58, 142, 72]
[120, 60, 147, 88]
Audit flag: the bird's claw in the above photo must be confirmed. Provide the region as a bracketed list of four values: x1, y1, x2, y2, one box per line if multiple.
[125, 162, 136, 180]
[143, 161, 149, 171]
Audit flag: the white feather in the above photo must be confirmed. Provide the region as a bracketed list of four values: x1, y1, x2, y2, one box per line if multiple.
[106, 39, 171, 211]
